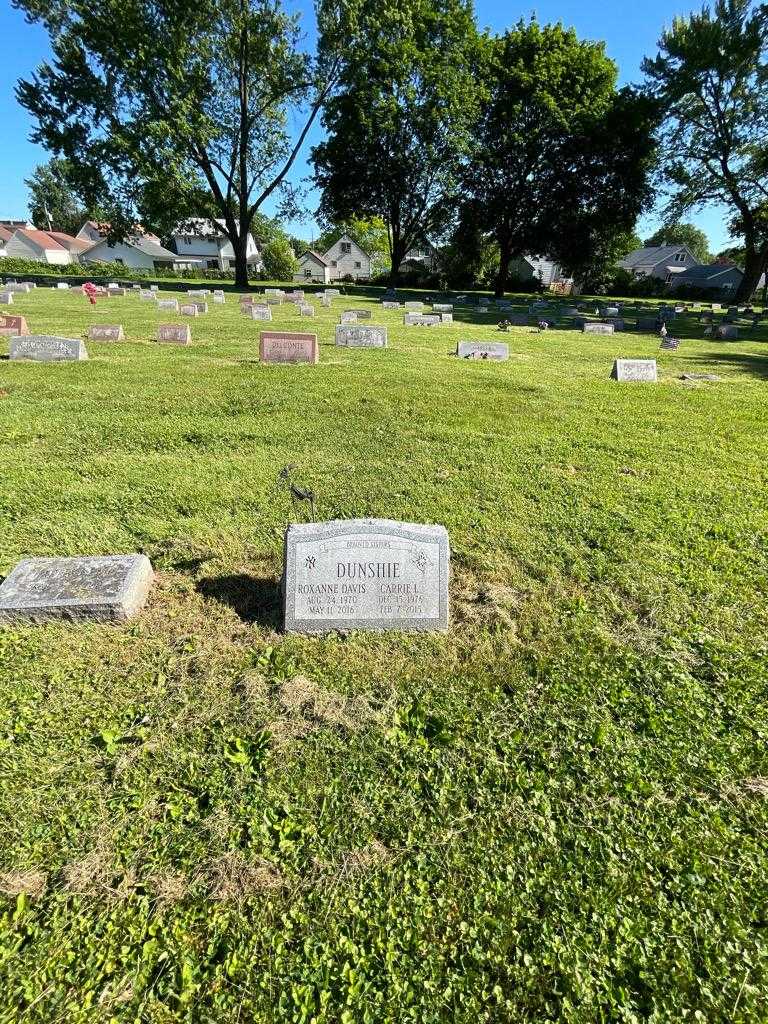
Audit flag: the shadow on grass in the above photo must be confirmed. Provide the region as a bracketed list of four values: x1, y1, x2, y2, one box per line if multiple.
[196, 574, 282, 627]
[677, 351, 768, 380]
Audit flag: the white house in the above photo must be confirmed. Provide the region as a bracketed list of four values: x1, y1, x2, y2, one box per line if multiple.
[0, 225, 12, 257]
[294, 250, 332, 285]
[169, 219, 262, 272]
[322, 233, 372, 281]
[5, 228, 76, 265]
[508, 255, 573, 290]
[618, 245, 698, 284]
[80, 234, 177, 270]
[402, 240, 439, 273]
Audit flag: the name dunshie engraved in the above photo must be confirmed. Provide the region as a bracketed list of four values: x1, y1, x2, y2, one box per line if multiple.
[336, 561, 401, 579]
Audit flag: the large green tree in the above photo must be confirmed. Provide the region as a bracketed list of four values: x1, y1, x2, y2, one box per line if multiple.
[24, 158, 91, 236]
[460, 21, 658, 297]
[643, 222, 712, 263]
[643, 0, 768, 301]
[14, 0, 349, 286]
[311, 0, 478, 284]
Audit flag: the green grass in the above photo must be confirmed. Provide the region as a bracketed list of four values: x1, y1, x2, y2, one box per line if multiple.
[0, 288, 767, 1023]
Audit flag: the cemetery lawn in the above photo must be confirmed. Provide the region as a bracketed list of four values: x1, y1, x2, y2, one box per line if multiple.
[1, 288, 768, 1023]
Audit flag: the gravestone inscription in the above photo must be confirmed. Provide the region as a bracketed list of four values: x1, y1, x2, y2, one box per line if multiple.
[0, 315, 29, 336]
[335, 325, 387, 348]
[456, 341, 509, 360]
[249, 306, 273, 321]
[583, 322, 615, 334]
[260, 331, 319, 364]
[88, 325, 125, 341]
[157, 324, 191, 345]
[283, 519, 449, 634]
[0, 554, 154, 625]
[611, 359, 658, 382]
[404, 313, 441, 326]
[9, 335, 88, 362]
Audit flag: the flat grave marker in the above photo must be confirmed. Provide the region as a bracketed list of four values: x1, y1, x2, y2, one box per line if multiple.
[660, 337, 680, 351]
[584, 322, 615, 334]
[0, 554, 153, 625]
[335, 325, 388, 348]
[457, 341, 509, 360]
[283, 519, 449, 634]
[9, 335, 88, 362]
[611, 359, 658, 382]
[404, 313, 441, 326]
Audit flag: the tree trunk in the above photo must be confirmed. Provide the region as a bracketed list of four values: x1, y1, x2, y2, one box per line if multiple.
[232, 231, 249, 289]
[494, 235, 513, 298]
[735, 245, 766, 303]
[389, 238, 407, 286]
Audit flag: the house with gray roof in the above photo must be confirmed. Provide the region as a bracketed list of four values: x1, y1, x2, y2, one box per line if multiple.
[80, 233, 178, 270]
[668, 262, 744, 297]
[618, 244, 698, 283]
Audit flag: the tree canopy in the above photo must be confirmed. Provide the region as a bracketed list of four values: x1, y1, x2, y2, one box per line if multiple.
[458, 20, 658, 296]
[312, 0, 479, 283]
[643, 0, 768, 299]
[24, 158, 93, 236]
[14, 0, 349, 285]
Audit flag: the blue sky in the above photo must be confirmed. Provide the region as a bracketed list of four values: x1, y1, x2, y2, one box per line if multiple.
[0, 0, 734, 251]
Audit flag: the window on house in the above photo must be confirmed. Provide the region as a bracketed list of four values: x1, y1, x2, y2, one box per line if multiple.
[305, 269, 312, 278]
[354, 261, 361, 269]
[665, 273, 673, 284]
[340, 242, 351, 254]
[674, 252, 686, 262]
[331, 260, 337, 267]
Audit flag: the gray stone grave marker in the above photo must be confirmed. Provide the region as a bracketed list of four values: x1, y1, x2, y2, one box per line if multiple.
[611, 359, 658, 382]
[584, 322, 615, 334]
[456, 341, 509, 360]
[0, 291, 14, 305]
[404, 313, 441, 326]
[0, 554, 153, 625]
[249, 305, 273, 321]
[180, 304, 199, 316]
[717, 325, 738, 339]
[157, 299, 179, 312]
[9, 335, 88, 361]
[660, 337, 680, 350]
[283, 519, 449, 634]
[335, 325, 388, 347]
